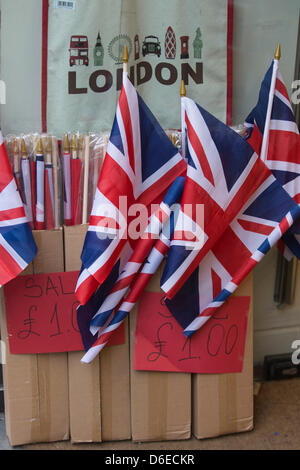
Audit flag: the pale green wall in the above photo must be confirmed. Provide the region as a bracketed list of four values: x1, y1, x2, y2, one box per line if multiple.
[0, 0, 43, 133]
[232, 0, 299, 125]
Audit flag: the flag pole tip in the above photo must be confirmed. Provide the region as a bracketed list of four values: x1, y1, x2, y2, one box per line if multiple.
[63, 133, 70, 151]
[71, 134, 77, 151]
[36, 138, 43, 154]
[180, 80, 186, 97]
[45, 136, 52, 153]
[122, 44, 129, 63]
[21, 138, 27, 155]
[78, 135, 84, 150]
[274, 43, 281, 60]
[13, 138, 19, 154]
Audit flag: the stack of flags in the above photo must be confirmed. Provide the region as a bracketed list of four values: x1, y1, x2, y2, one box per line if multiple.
[75, 46, 300, 363]
[5, 134, 62, 230]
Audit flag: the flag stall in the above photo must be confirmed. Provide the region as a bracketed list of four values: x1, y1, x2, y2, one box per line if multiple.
[1, 39, 300, 446]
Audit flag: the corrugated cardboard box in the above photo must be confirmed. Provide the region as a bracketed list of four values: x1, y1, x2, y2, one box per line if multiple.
[130, 263, 191, 442]
[192, 273, 254, 439]
[0, 229, 69, 446]
[64, 224, 131, 442]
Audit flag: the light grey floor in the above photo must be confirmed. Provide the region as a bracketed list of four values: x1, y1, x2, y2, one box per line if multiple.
[0, 413, 13, 450]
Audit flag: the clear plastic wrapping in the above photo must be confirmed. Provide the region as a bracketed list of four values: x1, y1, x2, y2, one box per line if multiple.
[4, 128, 184, 229]
[4, 133, 63, 230]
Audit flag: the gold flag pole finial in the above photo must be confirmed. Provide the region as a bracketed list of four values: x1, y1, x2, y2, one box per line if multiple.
[45, 136, 52, 154]
[71, 134, 77, 152]
[180, 80, 186, 97]
[36, 137, 43, 154]
[63, 133, 70, 152]
[78, 135, 84, 151]
[21, 138, 27, 156]
[122, 44, 129, 64]
[274, 43, 281, 60]
[12, 138, 19, 154]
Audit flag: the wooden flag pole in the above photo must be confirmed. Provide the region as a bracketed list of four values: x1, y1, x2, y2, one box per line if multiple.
[52, 136, 60, 229]
[82, 134, 90, 224]
[180, 79, 187, 160]
[260, 44, 281, 162]
[122, 44, 129, 75]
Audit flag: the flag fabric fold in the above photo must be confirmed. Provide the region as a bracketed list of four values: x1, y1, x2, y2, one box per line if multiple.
[81, 211, 177, 364]
[0, 130, 37, 286]
[77, 176, 185, 355]
[244, 59, 300, 258]
[75, 71, 186, 305]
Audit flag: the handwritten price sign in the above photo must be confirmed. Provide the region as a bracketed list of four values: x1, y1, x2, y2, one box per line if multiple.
[4, 271, 124, 354]
[134, 292, 250, 374]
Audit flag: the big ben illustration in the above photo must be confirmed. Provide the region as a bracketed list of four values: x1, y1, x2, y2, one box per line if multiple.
[94, 32, 104, 66]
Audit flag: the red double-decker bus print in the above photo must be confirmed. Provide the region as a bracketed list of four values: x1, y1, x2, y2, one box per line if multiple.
[69, 35, 89, 66]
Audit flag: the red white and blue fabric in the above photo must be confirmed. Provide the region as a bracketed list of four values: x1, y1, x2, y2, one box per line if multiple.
[0, 130, 37, 286]
[244, 60, 300, 259]
[164, 173, 300, 337]
[77, 177, 185, 353]
[160, 97, 275, 300]
[87, 176, 185, 336]
[75, 72, 186, 305]
[81, 212, 176, 363]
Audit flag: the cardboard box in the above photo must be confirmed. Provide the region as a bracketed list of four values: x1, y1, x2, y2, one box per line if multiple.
[130, 263, 191, 442]
[192, 273, 254, 439]
[64, 224, 131, 442]
[0, 229, 69, 446]
[64, 224, 102, 443]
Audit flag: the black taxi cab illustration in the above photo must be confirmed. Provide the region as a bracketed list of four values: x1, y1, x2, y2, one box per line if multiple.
[69, 35, 89, 66]
[142, 35, 161, 57]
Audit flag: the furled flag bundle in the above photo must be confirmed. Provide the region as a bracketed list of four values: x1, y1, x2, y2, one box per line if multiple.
[0, 129, 37, 286]
[5, 134, 63, 230]
[75, 45, 300, 363]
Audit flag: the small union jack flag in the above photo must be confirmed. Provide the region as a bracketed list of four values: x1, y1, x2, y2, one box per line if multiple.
[160, 97, 274, 300]
[0, 130, 37, 286]
[165, 175, 300, 336]
[75, 72, 186, 305]
[160, 99, 300, 337]
[244, 59, 300, 259]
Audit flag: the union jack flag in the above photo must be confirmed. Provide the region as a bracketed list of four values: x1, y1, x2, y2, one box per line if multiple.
[75, 72, 186, 305]
[160, 97, 275, 299]
[0, 130, 37, 286]
[244, 60, 300, 259]
[165, 174, 300, 336]
[77, 177, 185, 354]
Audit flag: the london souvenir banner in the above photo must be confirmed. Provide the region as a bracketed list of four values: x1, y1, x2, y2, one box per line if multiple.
[43, 0, 233, 135]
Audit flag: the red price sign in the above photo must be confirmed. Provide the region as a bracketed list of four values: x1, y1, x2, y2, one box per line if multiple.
[4, 271, 124, 354]
[134, 291, 250, 374]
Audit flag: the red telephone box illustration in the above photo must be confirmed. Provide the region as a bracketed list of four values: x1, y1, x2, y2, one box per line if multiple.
[69, 35, 89, 66]
[180, 36, 189, 59]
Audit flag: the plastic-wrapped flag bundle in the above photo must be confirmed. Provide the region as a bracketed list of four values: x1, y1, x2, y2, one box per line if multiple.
[5, 134, 63, 230]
